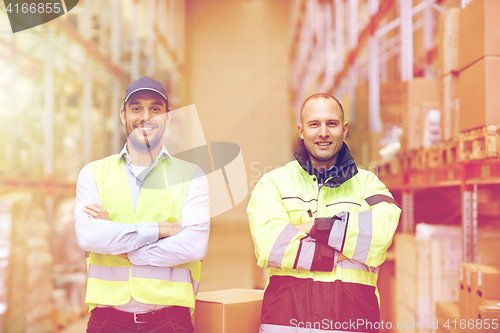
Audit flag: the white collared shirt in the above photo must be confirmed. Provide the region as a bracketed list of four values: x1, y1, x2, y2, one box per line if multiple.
[74, 144, 210, 313]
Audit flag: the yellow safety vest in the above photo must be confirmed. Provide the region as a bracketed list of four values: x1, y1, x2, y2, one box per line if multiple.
[86, 154, 201, 310]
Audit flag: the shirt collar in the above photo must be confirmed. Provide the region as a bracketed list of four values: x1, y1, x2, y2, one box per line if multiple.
[117, 143, 170, 164]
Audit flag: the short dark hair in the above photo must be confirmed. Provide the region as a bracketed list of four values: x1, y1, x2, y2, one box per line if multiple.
[299, 93, 344, 124]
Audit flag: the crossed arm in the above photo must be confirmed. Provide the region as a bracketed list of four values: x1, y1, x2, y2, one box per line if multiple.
[74, 164, 210, 267]
[83, 202, 182, 239]
[83, 202, 183, 258]
[294, 221, 348, 262]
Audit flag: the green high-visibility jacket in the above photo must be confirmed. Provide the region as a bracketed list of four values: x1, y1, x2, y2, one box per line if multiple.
[248, 141, 401, 291]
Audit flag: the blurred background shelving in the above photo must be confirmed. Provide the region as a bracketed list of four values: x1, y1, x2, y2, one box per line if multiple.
[1, 0, 500, 332]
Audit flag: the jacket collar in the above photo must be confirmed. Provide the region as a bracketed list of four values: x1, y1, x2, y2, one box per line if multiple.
[293, 140, 358, 188]
[118, 143, 170, 164]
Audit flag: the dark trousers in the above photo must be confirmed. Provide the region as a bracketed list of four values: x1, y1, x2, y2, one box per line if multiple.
[261, 275, 380, 333]
[86, 306, 195, 333]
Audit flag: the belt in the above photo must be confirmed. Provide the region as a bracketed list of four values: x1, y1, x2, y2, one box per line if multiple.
[91, 306, 185, 324]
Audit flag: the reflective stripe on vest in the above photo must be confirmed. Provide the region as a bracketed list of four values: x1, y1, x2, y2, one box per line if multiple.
[89, 264, 193, 283]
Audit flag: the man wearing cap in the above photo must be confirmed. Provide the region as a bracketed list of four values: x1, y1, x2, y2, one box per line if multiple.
[74, 76, 209, 332]
[247, 93, 400, 332]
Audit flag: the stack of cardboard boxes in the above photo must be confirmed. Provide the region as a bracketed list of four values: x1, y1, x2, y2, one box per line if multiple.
[349, 82, 402, 169]
[458, 0, 500, 133]
[456, 0, 500, 162]
[399, 0, 500, 168]
[395, 224, 500, 333]
[456, 264, 500, 332]
[439, 8, 460, 144]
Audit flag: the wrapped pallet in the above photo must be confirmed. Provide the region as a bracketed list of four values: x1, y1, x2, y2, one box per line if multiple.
[52, 198, 88, 323]
[1, 193, 53, 333]
[395, 223, 500, 333]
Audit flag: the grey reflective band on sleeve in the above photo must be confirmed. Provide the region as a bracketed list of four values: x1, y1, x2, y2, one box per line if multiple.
[365, 194, 399, 207]
[327, 214, 348, 251]
[295, 239, 316, 271]
[131, 266, 192, 283]
[352, 210, 373, 263]
[339, 258, 379, 275]
[192, 280, 200, 295]
[268, 224, 300, 268]
[88, 265, 130, 281]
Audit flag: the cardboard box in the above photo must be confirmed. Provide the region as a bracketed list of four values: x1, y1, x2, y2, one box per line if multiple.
[459, 56, 500, 132]
[354, 83, 370, 131]
[402, 78, 440, 151]
[435, 301, 459, 333]
[475, 266, 500, 319]
[477, 300, 500, 332]
[380, 82, 403, 125]
[458, 0, 500, 70]
[194, 289, 264, 333]
[438, 0, 461, 10]
[355, 82, 402, 128]
[347, 126, 383, 168]
[459, 264, 479, 325]
[420, 102, 441, 148]
[440, 73, 459, 141]
[439, 8, 460, 75]
[458, 265, 500, 333]
[458, 263, 500, 332]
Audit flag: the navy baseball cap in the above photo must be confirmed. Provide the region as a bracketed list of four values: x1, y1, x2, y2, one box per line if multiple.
[124, 76, 168, 104]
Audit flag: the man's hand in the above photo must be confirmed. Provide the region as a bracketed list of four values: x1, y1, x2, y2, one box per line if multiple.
[337, 253, 348, 262]
[83, 203, 110, 220]
[295, 221, 348, 262]
[158, 221, 182, 238]
[295, 221, 314, 234]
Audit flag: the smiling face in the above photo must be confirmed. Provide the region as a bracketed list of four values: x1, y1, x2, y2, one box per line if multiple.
[120, 90, 169, 153]
[298, 97, 348, 171]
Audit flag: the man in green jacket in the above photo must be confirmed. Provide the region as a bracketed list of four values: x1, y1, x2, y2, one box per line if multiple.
[247, 93, 401, 333]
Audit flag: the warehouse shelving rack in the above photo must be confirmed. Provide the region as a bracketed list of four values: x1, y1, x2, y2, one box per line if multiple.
[289, 0, 446, 129]
[0, 0, 185, 196]
[288, 0, 492, 264]
[0, 0, 186, 329]
[380, 156, 500, 263]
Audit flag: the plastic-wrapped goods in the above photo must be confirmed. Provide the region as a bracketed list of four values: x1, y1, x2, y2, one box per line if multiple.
[52, 198, 88, 321]
[0, 193, 53, 333]
[0, 199, 12, 331]
[25, 207, 53, 333]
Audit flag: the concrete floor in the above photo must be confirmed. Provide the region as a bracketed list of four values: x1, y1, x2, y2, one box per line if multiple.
[61, 221, 257, 332]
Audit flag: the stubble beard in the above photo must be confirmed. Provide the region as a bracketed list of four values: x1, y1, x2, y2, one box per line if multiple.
[126, 120, 163, 153]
